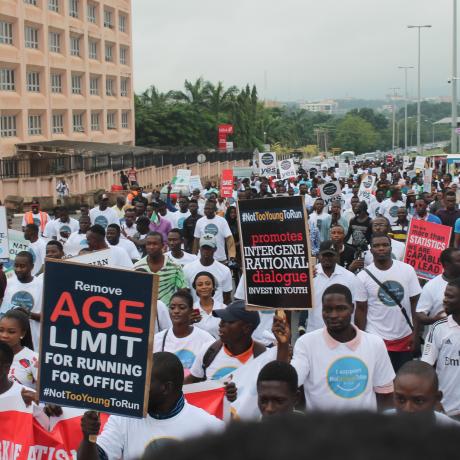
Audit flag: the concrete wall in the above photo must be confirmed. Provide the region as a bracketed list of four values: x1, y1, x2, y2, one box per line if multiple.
[0, 159, 249, 202]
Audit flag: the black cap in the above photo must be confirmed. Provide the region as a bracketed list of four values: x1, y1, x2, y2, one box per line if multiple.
[212, 300, 260, 329]
[319, 240, 338, 256]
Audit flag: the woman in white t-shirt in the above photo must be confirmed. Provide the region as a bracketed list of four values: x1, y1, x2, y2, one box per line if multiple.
[0, 309, 38, 389]
[154, 290, 214, 376]
[192, 271, 226, 338]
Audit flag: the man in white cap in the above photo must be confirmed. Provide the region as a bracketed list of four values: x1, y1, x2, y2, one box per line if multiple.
[89, 193, 119, 230]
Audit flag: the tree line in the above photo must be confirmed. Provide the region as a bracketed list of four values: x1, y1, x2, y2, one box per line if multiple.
[135, 79, 452, 153]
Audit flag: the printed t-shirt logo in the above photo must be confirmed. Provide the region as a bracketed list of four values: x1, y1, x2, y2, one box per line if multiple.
[377, 280, 404, 306]
[59, 225, 71, 234]
[389, 205, 399, 218]
[327, 356, 369, 398]
[177, 217, 186, 229]
[175, 349, 196, 370]
[212, 366, 237, 380]
[95, 215, 108, 228]
[204, 223, 218, 236]
[11, 291, 34, 311]
[33, 218, 40, 227]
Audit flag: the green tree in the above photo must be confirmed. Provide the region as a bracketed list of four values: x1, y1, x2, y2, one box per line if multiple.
[335, 115, 379, 153]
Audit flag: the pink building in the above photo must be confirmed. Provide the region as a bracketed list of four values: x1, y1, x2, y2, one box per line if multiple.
[0, 0, 134, 157]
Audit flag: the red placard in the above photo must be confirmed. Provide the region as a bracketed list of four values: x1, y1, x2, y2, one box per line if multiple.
[220, 169, 234, 198]
[403, 219, 452, 279]
[218, 124, 233, 135]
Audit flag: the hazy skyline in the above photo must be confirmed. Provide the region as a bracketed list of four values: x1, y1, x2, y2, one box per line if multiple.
[132, 0, 455, 101]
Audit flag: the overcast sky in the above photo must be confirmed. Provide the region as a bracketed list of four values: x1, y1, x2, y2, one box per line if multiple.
[132, 0, 454, 102]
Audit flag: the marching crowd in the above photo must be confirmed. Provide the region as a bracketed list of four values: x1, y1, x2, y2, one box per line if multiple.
[2, 155, 460, 458]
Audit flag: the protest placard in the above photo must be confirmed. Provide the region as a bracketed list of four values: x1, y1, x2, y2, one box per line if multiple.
[424, 168, 433, 192]
[189, 175, 203, 192]
[220, 169, 234, 198]
[403, 155, 411, 169]
[358, 174, 376, 202]
[404, 220, 452, 280]
[414, 156, 426, 171]
[320, 181, 342, 207]
[0, 207, 9, 263]
[3, 229, 29, 278]
[233, 167, 253, 179]
[38, 260, 158, 417]
[70, 249, 112, 267]
[259, 152, 277, 177]
[338, 162, 349, 177]
[278, 159, 297, 180]
[237, 196, 313, 309]
[174, 169, 191, 186]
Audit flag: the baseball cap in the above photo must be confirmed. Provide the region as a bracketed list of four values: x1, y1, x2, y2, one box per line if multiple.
[319, 240, 338, 256]
[212, 300, 260, 329]
[199, 234, 217, 249]
[101, 193, 109, 200]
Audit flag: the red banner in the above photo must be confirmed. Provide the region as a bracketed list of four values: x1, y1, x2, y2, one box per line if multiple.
[404, 219, 452, 279]
[218, 124, 233, 151]
[218, 124, 233, 135]
[220, 169, 234, 198]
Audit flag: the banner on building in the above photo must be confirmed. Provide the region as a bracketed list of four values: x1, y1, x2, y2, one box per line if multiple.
[38, 260, 158, 418]
[259, 152, 277, 177]
[237, 196, 313, 310]
[278, 159, 297, 181]
[358, 174, 376, 202]
[404, 219, 452, 279]
[220, 169, 234, 198]
[319, 181, 342, 207]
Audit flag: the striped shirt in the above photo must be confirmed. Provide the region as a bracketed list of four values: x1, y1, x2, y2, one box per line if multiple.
[133, 255, 187, 305]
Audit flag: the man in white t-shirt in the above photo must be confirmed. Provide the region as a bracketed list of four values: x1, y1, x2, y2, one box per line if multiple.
[355, 234, 421, 372]
[422, 278, 460, 417]
[121, 209, 137, 239]
[183, 235, 232, 305]
[169, 196, 191, 230]
[78, 352, 224, 460]
[275, 283, 395, 412]
[44, 206, 79, 241]
[416, 248, 460, 327]
[379, 188, 405, 226]
[106, 224, 139, 262]
[64, 215, 91, 256]
[23, 223, 46, 276]
[165, 228, 197, 268]
[89, 194, 119, 230]
[193, 201, 235, 262]
[0, 251, 43, 350]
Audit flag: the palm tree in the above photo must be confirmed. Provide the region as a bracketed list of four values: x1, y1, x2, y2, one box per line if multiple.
[170, 77, 210, 108]
[205, 81, 238, 124]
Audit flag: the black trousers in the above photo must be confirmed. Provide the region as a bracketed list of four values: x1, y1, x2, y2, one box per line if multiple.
[388, 351, 413, 373]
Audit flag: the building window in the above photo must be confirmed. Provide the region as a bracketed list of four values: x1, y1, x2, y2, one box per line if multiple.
[89, 40, 97, 59]
[107, 112, 116, 130]
[87, 3, 96, 23]
[89, 77, 98, 95]
[28, 115, 42, 135]
[119, 46, 127, 65]
[0, 115, 16, 137]
[0, 21, 13, 45]
[104, 9, 113, 28]
[24, 0, 38, 5]
[105, 43, 113, 62]
[73, 113, 84, 132]
[70, 36, 80, 56]
[0, 69, 15, 91]
[91, 112, 100, 131]
[119, 14, 127, 33]
[25, 26, 39, 49]
[50, 73, 62, 93]
[121, 112, 129, 129]
[71, 74, 81, 94]
[49, 31, 60, 53]
[26, 71, 40, 92]
[52, 114, 64, 134]
[120, 78, 128, 97]
[69, 0, 79, 18]
[106, 78, 114, 96]
[48, 0, 59, 12]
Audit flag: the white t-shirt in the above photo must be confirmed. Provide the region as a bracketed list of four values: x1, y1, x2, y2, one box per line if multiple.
[45, 218, 79, 239]
[0, 275, 43, 350]
[355, 261, 422, 341]
[154, 300, 172, 334]
[165, 251, 198, 268]
[170, 210, 191, 230]
[154, 327, 214, 374]
[369, 199, 385, 219]
[109, 239, 140, 261]
[380, 199, 405, 225]
[107, 246, 134, 269]
[193, 300, 226, 338]
[307, 264, 364, 333]
[64, 231, 88, 256]
[193, 216, 232, 261]
[364, 238, 406, 266]
[121, 223, 137, 239]
[292, 327, 395, 411]
[183, 260, 232, 303]
[89, 207, 119, 229]
[97, 401, 224, 460]
[27, 238, 47, 276]
[416, 274, 447, 317]
[422, 315, 460, 416]
[9, 346, 38, 389]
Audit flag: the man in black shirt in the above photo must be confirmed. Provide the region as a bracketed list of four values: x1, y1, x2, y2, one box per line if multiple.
[330, 224, 363, 273]
[182, 200, 202, 253]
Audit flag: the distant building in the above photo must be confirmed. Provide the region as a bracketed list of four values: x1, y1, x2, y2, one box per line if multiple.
[300, 100, 338, 114]
[264, 99, 283, 108]
[0, 0, 134, 157]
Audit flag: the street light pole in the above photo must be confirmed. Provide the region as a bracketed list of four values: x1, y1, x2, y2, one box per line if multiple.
[408, 24, 432, 154]
[452, 0, 458, 154]
[389, 87, 400, 153]
[398, 66, 414, 152]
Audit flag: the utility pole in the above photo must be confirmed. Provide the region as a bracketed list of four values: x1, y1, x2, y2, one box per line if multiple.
[389, 87, 400, 153]
[398, 66, 414, 152]
[452, 0, 458, 154]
